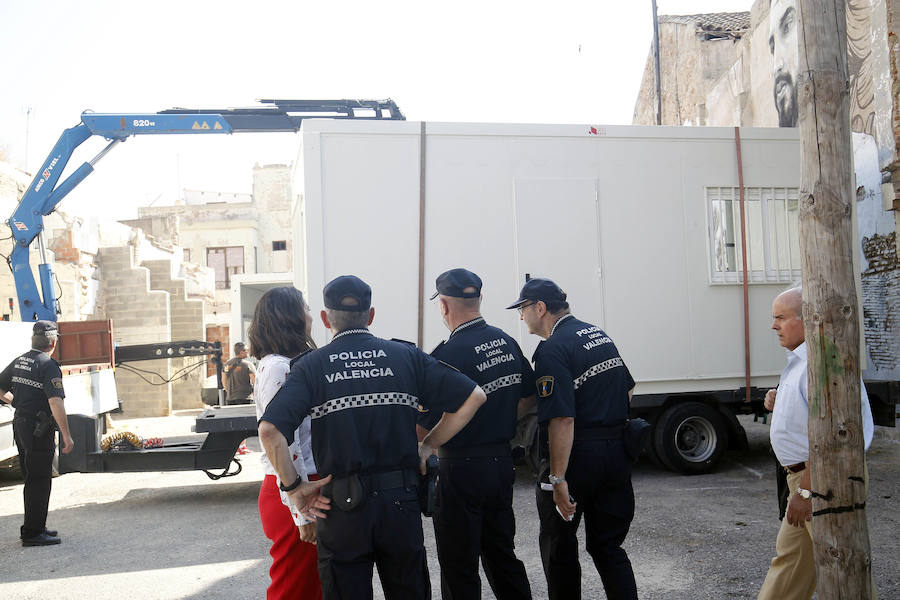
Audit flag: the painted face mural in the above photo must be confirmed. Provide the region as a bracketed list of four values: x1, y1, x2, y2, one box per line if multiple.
[769, 0, 799, 127]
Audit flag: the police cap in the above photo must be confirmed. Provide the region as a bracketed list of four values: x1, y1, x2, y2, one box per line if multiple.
[429, 268, 483, 301]
[505, 278, 567, 309]
[323, 275, 372, 311]
[33, 320, 58, 336]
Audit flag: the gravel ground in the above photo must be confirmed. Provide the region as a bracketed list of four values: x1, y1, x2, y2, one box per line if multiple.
[0, 413, 896, 599]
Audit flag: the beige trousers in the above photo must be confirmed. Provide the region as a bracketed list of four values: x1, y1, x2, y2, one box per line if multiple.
[758, 469, 815, 600]
[758, 464, 874, 600]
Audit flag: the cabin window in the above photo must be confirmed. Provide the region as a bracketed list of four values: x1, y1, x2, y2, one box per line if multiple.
[272, 240, 287, 251]
[707, 186, 801, 283]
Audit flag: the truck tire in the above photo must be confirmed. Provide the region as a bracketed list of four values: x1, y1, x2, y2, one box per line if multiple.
[653, 402, 728, 474]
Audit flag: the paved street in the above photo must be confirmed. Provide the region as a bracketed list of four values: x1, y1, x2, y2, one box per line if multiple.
[0, 414, 897, 599]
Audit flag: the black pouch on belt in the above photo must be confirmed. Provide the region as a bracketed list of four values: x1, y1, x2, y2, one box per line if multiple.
[326, 474, 365, 512]
[33, 411, 56, 438]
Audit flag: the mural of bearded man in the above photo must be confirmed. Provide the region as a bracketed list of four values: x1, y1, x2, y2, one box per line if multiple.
[769, 0, 799, 127]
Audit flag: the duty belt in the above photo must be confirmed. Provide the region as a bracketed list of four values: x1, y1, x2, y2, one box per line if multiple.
[438, 442, 511, 459]
[360, 468, 419, 491]
[574, 424, 625, 441]
[11, 409, 40, 420]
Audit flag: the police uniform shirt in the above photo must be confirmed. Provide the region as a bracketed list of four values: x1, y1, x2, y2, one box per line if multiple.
[262, 329, 477, 478]
[419, 317, 535, 447]
[532, 315, 634, 427]
[0, 350, 65, 414]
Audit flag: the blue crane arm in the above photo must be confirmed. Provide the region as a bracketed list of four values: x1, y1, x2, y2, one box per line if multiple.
[5, 99, 404, 321]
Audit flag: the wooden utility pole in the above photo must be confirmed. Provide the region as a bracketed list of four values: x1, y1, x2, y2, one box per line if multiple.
[796, 1, 872, 597]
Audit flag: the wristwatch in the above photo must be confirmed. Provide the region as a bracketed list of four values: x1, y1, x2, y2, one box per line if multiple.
[279, 474, 303, 493]
[796, 487, 812, 500]
[548, 474, 566, 486]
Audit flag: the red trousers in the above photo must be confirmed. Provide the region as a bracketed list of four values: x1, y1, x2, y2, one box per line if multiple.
[259, 474, 322, 600]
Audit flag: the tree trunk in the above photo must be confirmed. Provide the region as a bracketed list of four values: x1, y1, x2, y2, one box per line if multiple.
[796, 1, 873, 598]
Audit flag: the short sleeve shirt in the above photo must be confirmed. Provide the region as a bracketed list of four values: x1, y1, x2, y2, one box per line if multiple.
[532, 315, 634, 427]
[0, 349, 65, 414]
[226, 358, 256, 400]
[419, 317, 535, 447]
[261, 329, 477, 478]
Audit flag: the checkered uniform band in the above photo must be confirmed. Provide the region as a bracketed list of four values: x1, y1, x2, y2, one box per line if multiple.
[481, 374, 522, 395]
[573, 357, 624, 390]
[310, 392, 421, 420]
[11, 376, 43, 390]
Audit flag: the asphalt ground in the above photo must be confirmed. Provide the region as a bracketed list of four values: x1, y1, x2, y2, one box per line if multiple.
[0, 413, 897, 599]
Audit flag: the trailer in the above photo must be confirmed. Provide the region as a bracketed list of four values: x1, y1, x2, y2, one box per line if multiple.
[294, 120, 873, 474]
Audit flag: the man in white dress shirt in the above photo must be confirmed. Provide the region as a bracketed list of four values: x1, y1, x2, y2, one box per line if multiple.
[757, 286, 874, 600]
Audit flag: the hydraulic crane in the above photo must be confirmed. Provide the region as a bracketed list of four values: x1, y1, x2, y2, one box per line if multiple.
[2, 99, 404, 478]
[6, 99, 404, 321]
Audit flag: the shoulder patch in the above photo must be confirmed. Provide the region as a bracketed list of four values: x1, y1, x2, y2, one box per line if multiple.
[536, 376, 554, 398]
[415, 403, 430, 414]
[51, 377, 64, 389]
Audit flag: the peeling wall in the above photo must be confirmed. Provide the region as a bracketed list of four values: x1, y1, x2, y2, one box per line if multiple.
[862, 233, 900, 375]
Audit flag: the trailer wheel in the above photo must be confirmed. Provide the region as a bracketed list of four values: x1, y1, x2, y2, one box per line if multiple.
[654, 402, 728, 474]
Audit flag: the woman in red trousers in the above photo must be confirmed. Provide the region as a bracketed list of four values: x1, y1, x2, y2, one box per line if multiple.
[249, 287, 322, 600]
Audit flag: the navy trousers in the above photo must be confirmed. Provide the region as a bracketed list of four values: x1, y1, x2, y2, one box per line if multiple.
[13, 414, 56, 539]
[433, 455, 531, 600]
[316, 481, 429, 600]
[536, 439, 637, 600]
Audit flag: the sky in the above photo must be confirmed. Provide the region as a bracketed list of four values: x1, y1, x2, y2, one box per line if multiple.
[0, 0, 755, 221]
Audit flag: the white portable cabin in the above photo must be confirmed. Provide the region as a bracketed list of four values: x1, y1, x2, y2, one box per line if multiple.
[293, 121, 804, 399]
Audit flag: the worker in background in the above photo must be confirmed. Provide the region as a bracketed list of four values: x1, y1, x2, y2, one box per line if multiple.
[225, 341, 256, 454]
[0, 320, 75, 547]
[224, 341, 256, 405]
[509, 278, 637, 600]
[259, 275, 487, 599]
[417, 268, 534, 600]
[249, 287, 322, 600]
[757, 286, 874, 599]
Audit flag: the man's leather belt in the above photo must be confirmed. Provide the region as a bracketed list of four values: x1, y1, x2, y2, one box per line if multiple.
[785, 461, 807, 473]
[361, 468, 418, 490]
[575, 424, 625, 441]
[438, 442, 511, 459]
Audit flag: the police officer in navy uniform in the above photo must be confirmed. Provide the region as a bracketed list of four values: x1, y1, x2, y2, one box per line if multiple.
[507, 278, 638, 600]
[417, 268, 534, 600]
[259, 275, 487, 600]
[0, 320, 75, 546]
